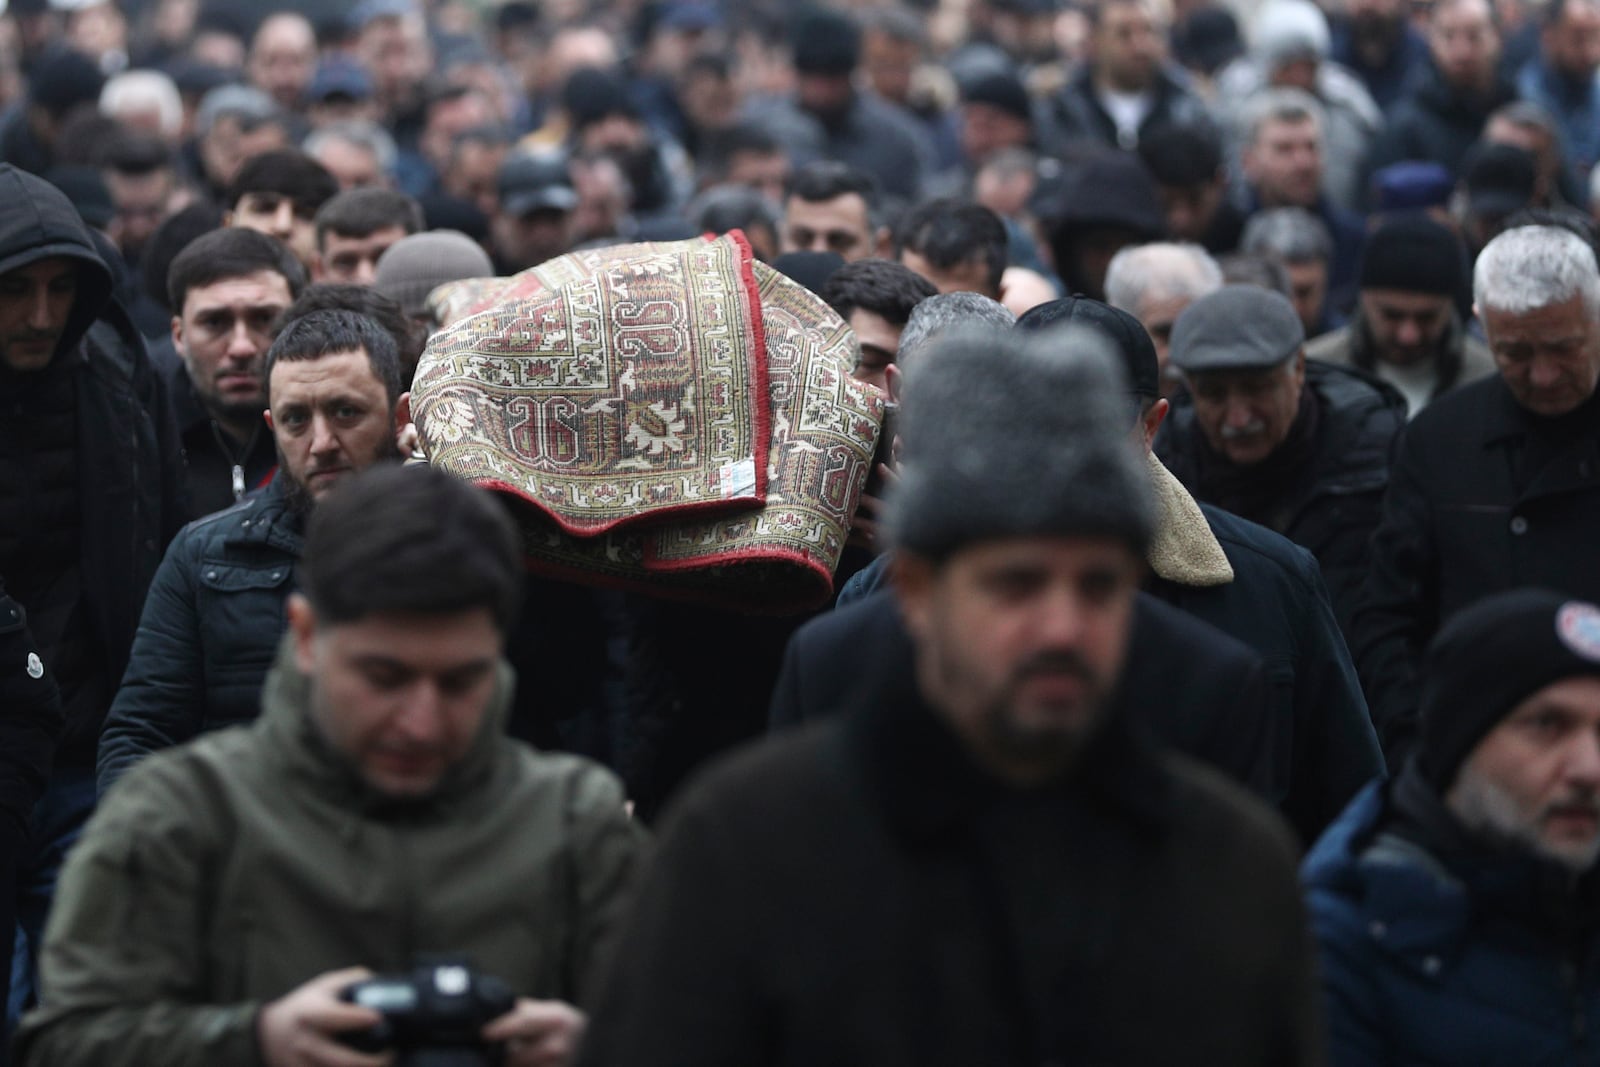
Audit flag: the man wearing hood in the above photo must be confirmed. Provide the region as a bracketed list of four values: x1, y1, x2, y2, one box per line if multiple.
[17, 464, 644, 1067]
[0, 163, 184, 1032]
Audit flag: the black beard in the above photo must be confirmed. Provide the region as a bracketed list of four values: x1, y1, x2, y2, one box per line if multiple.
[279, 439, 407, 518]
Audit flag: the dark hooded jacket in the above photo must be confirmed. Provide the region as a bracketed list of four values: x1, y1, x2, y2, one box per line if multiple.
[0, 163, 184, 764]
[1364, 59, 1519, 183]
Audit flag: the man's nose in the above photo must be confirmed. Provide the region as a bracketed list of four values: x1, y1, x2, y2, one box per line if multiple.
[1529, 356, 1564, 389]
[393, 681, 446, 740]
[225, 320, 259, 360]
[352, 258, 377, 286]
[309, 413, 339, 454]
[1564, 730, 1600, 788]
[1396, 319, 1422, 347]
[27, 286, 53, 329]
[271, 201, 295, 236]
[1224, 397, 1255, 427]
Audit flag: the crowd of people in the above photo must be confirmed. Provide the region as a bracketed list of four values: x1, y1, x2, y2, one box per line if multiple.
[1, 0, 1600, 1061]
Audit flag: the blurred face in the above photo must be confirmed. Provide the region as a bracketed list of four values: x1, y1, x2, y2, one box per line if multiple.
[316, 225, 409, 286]
[680, 67, 739, 134]
[0, 258, 77, 372]
[1484, 293, 1600, 416]
[1430, 0, 1501, 94]
[1186, 354, 1307, 466]
[1287, 259, 1329, 333]
[1448, 676, 1600, 872]
[1544, 0, 1600, 80]
[104, 167, 175, 259]
[781, 193, 875, 260]
[492, 207, 574, 272]
[1069, 225, 1142, 299]
[443, 140, 506, 217]
[201, 116, 289, 189]
[173, 270, 292, 429]
[1485, 116, 1557, 201]
[422, 92, 495, 171]
[726, 149, 790, 205]
[360, 14, 433, 112]
[1361, 289, 1453, 366]
[895, 536, 1142, 786]
[231, 190, 318, 266]
[266, 348, 402, 500]
[796, 72, 855, 121]
[1156, 179, 1224, 242]
[1245, 116, 1323, 207]
[248, 15, 316, 111]
[862, 28, 919, 104]
[901, 249, 998, 299]
[311, 138, 386, 191]
[1093, 0, 1167, 92]
[1135, 291, 1198, 391]
[291, 599, 500, 799]
[1350, 0, 1406, 38]
[847, 307, 902, 392]
[960, 102, 1031, 165]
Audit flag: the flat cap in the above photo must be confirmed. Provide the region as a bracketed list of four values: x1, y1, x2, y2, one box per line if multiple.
[1169, 284, 1304, 372]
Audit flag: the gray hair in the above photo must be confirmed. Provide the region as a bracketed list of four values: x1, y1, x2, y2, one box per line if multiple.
[1105, 242, 1223, 313]
[1474, 225, 1600, 317]
[1241, 207, 1332, 265]
[898, 291, 1016, 368]
[304, 120, 399, 176]
[196, 85, 282, 137]
[99, 70, 182, 138]
[1240, 87, 1326, 146]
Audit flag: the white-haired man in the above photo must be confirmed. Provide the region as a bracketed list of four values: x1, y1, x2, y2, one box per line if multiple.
[1354, 225, 1600, 766]
[1105, 241, 1223, 396]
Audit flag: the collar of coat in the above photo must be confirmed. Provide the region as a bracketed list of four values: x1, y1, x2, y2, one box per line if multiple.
[839, 606, 1178, 845]
[253, 633, 517, 818]
[1145, 452, 1233, 588]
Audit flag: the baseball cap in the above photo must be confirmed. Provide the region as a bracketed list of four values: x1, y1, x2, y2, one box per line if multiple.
[1169, 285, 1304, 372]
[308, 58, 373, 103]
[498, 152, 578, 217]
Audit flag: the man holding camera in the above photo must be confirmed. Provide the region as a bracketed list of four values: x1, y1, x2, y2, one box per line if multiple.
[14, 466, 646, 1067]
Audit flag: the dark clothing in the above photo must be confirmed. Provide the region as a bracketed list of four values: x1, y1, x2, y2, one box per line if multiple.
[0, 166, 185, 767]
[1350, 376, 1600, 764]
[155, 349, 277, 522]
[96, 475, 302, 795]
[1329, 20, 1431, 113]
[1306, 307, 1496, 416]
[1157, 360, 1407, 635]
[770, 590, 1280, 804]
[584, 639, 1323, 1067]
[1304, 766, 1600, 1066]
[754, 92, 935, 203]
[0, 108, 51, 176]
[1046, 64, 1212, 151]
[1151, 503, 1384, 843]
[1201, 196, 1249, 256]
[1365, 60, 1519, 184]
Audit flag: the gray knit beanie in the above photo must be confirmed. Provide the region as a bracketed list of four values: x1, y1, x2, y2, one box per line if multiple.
[884, 325, 1154, 559]
[373, 230, 496, 318]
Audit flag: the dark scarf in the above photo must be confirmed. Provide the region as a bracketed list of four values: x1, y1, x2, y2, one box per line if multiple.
[1190, 386, 1321, 534]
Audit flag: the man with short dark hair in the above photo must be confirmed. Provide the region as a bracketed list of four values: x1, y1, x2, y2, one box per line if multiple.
[1307, 589, 1600, 1063]
[165, 227, 307, 520]
[1155, 285, 1407, 633]
[894, 198, 1009, 300]
[583, 327, 1322, 1066]
[23, 464, 645, 1067]
[1138, 120, 1248, 253]
[780, 161, 887, 261]
[1353, 225, 1600, 764]
[695, 123, 792, 204]
[98, 131, 180, 270]
[225, 148, 341, 270]
[312, 187, 424, 286]
[821, 257, 937, 391]
[97, 308, 412, 793]
[1308, 215, 1492, 416]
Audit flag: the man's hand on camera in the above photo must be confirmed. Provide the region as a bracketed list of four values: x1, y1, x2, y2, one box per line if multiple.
[483, 998, 586, 1067]
[258, 967, 394, 1067]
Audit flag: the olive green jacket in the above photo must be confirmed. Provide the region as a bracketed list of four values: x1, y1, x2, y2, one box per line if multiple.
[16, 642, 647, 1066]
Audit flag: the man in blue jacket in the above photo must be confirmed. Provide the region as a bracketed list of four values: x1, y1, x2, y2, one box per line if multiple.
[1304, 588, 1600, 1066]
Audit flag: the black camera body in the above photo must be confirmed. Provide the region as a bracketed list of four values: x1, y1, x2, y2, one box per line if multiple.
[339, 959, 516, 1067]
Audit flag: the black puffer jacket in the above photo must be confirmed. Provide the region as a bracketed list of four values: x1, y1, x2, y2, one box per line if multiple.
[1157, 361, 1407, 636]
[0, 164, 184, 763]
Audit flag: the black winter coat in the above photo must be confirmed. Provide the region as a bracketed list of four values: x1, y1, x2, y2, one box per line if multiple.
[1045, 65, 1213, 151]
[1364, 60, 1519, 182]
[584, 646, 1324, 1067]
[1157, 361, 1407, 635]
[1350, 375, 1600, 764]
[770, 590, 1280, 802]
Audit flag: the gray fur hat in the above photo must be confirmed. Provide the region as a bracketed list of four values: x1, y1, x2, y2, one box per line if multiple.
[885, 325, 1154, 559]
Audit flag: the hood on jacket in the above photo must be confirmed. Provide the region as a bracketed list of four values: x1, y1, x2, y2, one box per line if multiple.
[0, 163, 113, 365]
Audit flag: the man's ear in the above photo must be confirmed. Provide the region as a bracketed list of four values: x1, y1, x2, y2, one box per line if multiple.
[170, 313, 184, 354]
[885, 362, 904, 405]
[889, 551, 935, 640]
[1140, 397, 1169, 450]
[263, 408, 275, 432]
[287, 593, 318, 673]
[395, 391, 411, 434]
[873, 225, 893, 259]
[310, 252, 328, 283]
[222, 210, 234, 228]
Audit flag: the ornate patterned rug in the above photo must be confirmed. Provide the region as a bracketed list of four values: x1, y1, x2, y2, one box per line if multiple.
[412, 232, 883, 613]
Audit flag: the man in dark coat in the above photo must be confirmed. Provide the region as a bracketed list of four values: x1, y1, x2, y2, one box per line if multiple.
[1305, 590, 1600, 1065]
[1364, 0, 1518, 182]
[1352, 225, 1600, 765]
[0, 163, 184, 1032]
[1156, 285, 1407, 635]
[581, 325, 1323, 1067]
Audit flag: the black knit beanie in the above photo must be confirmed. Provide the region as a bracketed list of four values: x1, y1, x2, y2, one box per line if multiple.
[1418, 589, 1600, 791]
[1358, 215, 1465, 297]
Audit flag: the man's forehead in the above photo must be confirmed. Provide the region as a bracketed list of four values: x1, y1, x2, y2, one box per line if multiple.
[1, 257, 78, 284]
[269, 347, 384, 395]
[787, 194, 869, 229]
[185, 271, 292, 311]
